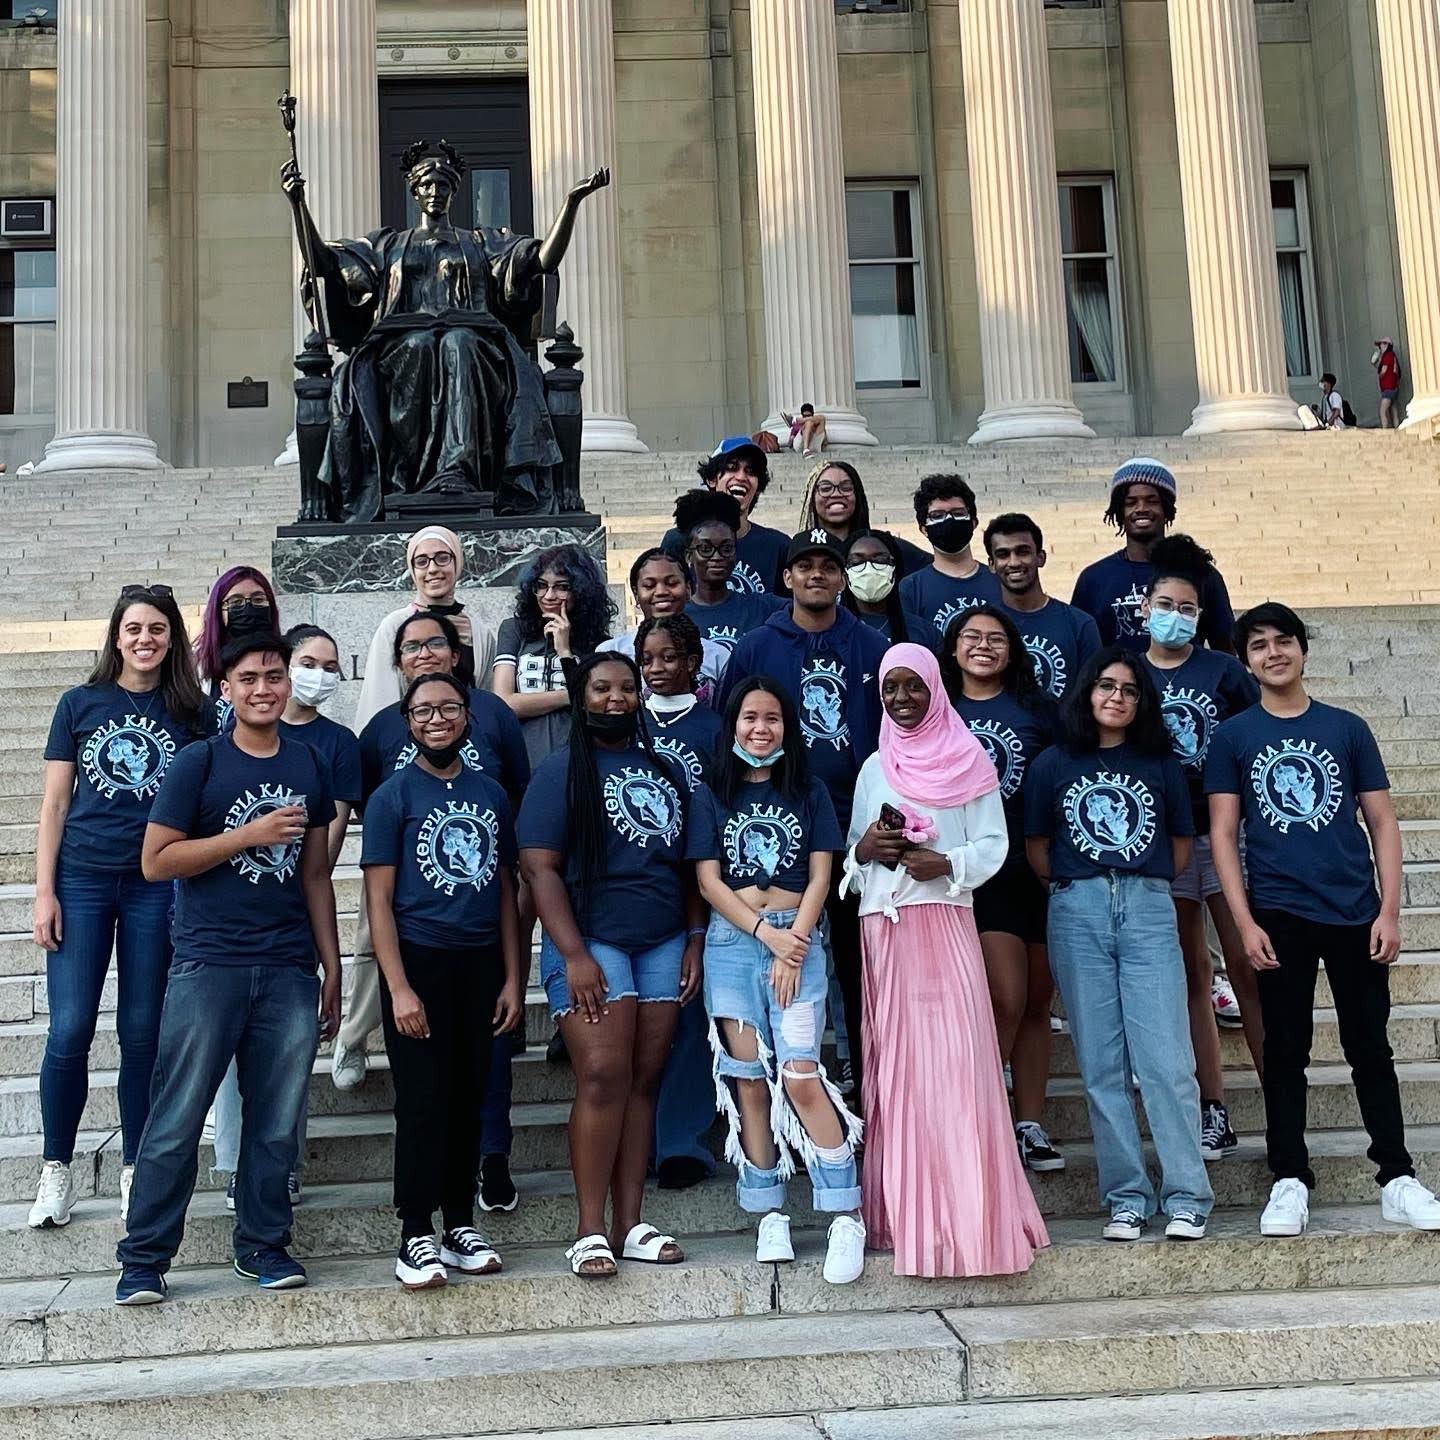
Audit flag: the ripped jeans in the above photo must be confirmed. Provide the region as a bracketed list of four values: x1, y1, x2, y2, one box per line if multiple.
[703, 909, 862, 1215]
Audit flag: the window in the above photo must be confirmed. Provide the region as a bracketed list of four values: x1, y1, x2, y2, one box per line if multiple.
[0, 248, 55, 417]
[1271, 171, 1319, 382]
[833, 2, 909, 12]
[1044, 1, 1102, 8]
[1058, 177, 1123, 387]
[2, 3, 58, 25]
[845, 184, 926, 393]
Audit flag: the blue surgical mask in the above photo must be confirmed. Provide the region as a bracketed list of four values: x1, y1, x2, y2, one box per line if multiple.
[733, 740, 783, 769]
[1147, 607, 1198, 649]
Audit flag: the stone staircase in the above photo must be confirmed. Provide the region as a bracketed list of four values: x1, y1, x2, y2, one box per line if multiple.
[3, 439, 1440, 1433]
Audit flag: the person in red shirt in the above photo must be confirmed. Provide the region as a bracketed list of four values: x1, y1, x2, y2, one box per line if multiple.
[1374, 338, 1403, 429]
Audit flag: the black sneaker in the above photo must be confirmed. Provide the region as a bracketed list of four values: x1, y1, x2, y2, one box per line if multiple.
[545, 1028, 570, 1066]
[478, 1153, 518, 1213]
[395, 1235, 447, 1290]
[835, 1059, 855, 1097]
[440, 1226, 502, 1274]
[657, 1155, 711, 1191]
[1201, 1101, 1238, 1162]
[1015, 1121, 1065, 1173]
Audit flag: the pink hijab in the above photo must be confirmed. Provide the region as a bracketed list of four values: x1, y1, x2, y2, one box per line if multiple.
[878, 643, 999, 810]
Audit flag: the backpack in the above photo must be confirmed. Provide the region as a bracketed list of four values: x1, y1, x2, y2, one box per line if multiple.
[1341, 398, 1357, 427]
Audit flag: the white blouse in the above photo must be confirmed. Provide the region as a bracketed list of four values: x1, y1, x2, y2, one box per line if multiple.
[841, 753, 1009, 922]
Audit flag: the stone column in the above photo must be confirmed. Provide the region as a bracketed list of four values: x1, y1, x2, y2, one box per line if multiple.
[1167, 0, 1299, 434]
[275, 0, 381, 466]
[750, 0, 876, 445]
[1375, 0, 1440, 430]
[957, 0, 1093, 444]
[528, 0, 646, 453]
[38, 0, 162, 472]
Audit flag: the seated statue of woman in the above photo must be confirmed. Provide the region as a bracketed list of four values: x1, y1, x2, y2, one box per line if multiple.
[281, 140, 608, 519]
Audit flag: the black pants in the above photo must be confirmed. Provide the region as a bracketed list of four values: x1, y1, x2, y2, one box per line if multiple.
[825, 873, 864, 1108]
[1253, 907, 1413, 1189]
[380, 939, 503, 1237]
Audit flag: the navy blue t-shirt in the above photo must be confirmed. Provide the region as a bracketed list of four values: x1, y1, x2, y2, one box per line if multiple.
[1141, 648, 1259, 833]
[1204, 701, 1389, 927]
[797, 651, 864, 831]
[150, 733, 336, 968]
[899, 563, 1003, 652]
[1025, 742, 1194, 881]
[361, 764, 517, 949]
[45, 683, 217, 872]
[685, 591, 783, 657]
[1006, 598, 1102, 701]
[663, 521, 789, 598]
[358, 688, 530, 809]
[517, 744, 689, 952]
[645, 701, 725, 792]
[955, 690, 1060, 857]
[280, 714, 362, 807]
[1070, 549, 1235, 653]
[688, 776, 842, 896]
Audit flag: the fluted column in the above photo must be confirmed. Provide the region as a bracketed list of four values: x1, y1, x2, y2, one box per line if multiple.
[1375, 0, 1440, 430]
[1168, 0, 1299, 434]
[751, 0, 876, 446]
[275, 0, 381, 466]
[38, 0, 162, 472]
[528, 0, 645, 453]
[958, 0, 1093, 444]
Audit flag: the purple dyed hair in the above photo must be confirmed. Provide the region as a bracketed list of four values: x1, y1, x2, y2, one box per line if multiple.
[195, 565, 278, 682]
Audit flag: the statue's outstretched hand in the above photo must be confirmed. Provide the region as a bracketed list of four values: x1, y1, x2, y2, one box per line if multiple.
[281, 158, 306, 202]
[570, 167, 611, 203]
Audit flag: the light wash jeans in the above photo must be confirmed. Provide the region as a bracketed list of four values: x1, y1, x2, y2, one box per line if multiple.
[1047, 873, 1212, 1221]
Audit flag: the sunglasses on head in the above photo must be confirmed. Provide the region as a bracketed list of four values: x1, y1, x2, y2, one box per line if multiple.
[120, 584, 174, 603]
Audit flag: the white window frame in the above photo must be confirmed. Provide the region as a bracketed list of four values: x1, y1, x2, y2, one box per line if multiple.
[845, 180, 930, 400]
[1058, 174, 1126, 393]
[1270, 168, 1321, 386]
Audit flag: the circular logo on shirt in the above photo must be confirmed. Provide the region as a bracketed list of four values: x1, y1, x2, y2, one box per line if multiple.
[1251, 741, 1343, 833]
[225, 784, 307, 885]
[723, 803, 804, 883]
[1024, 636, 1067, 700]
[81, 716, 176, 801]
[1111, 585, 1146, 639]
[652, 736, 703, 791]
[966, 719, 1027, 799]
[932, 597, 984, 640]
[799, 658, 848, 752]
[1160, 686, 1219, 768]
[417, 802, 500, 895]
[1062, 772, 1157, 862]
[394, 739, 483, 774]
[727, 563, 765, 597]
[603, 766, 683, 848]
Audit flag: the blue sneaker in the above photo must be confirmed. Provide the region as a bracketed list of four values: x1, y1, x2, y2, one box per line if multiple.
[233, 1246, 308, 1290]
[115, 1267, 167, 1306]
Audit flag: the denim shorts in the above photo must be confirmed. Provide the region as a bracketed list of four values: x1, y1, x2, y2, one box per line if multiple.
[1170, 834, 1247, 904]
[539, 931, 686, 1017]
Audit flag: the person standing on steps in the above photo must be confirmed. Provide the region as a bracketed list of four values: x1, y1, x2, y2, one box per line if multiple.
[1206, 603, 1440, 1239]
[983, 512, 1100, 702]
[29, 585, 215, 1231]
[843, 531, 912, 646]
[692, 678, 865, 1283]
[1137, 538, 1262, 1164]
[362, 673, 524, 1290]
[114, 634, 341, 1305]
[518, 653, 704, 1278]
[1070, 459, 1235, 654]
[940, 603, 1065, 1176]
[846, 644, 1047, 1278]
[1373, 338, 1403, 429]
[677, 491, 782, 659]
[898, 474, 1002, 652]
[195, 566, 281, 731]
[797, 460, 928, 577]
[1026, 648, 1212, 1244]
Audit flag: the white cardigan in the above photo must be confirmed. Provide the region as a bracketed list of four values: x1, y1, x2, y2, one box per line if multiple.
[841, 753, 1009, 921]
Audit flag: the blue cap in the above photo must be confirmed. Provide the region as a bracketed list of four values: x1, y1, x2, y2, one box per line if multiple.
[1110, 456, 1177, 498]
[711, 434, 767, 461]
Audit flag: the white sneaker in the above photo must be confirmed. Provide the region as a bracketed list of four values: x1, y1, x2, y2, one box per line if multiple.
[756, 1212, 794, 1264]
[1211, 974, 1243, 1029]
[331, 1040, 368, 1091]
[1381, 1175, 1440, 1231]
[119, 1165, 135, 1224]
[822, 1214, 865, 1285]
[1260, 1178, 1309, 1237]
[28, 1161, 75, 1229]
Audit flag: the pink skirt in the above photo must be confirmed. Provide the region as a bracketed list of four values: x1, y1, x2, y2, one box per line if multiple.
[861, 902, 1050, 1278]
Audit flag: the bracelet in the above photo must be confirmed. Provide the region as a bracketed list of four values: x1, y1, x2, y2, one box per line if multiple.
[751, 914, 765, 937]
[686, 927, 706, 939]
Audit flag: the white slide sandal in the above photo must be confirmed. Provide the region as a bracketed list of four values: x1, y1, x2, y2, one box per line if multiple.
[621, 1223, 685, 1265]
[565, 1233, 617, 1278]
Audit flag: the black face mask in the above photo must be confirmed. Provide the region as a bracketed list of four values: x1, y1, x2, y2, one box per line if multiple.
[585, 709, 639, 743]
[224, 601, 274, 638]
[925, 515, 975, 555]
[416, 723, 470, 768]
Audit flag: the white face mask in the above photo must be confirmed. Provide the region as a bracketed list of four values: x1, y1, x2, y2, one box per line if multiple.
[289, 665, 340, 708]
[847, 561, 896, 603]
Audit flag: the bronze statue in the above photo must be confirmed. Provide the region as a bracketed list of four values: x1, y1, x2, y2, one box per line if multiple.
[281, 130, 608, 520]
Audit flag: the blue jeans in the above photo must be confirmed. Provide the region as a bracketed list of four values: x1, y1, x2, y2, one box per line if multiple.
[1048, 874, 1212, 1221]
[704, 910, 861, 1214]
[41, 861, 173, 1165]
[654, 992, 717, 1173]
[117, 961, 319, 1272]
[212, 1058, 308, 1178]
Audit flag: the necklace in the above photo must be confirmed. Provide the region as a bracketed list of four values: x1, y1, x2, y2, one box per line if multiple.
[118, 680, 162, 724]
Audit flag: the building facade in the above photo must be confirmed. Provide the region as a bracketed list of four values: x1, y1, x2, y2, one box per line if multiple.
[0, 0, 1437, 471]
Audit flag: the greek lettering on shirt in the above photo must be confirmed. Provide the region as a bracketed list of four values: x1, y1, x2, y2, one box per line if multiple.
[799, 657, 849, 752]
[1111, 584, 1146, 640]
[968, 719, 1027, 799]
[225, 783, 307, 885]
[728, 563, 765, 597]
[1250, 739, 1344, 834]
[80, 714, 177, 801]
[652, 735, 704, 791]
[1023, 634, 1067, 700]
[703, 623, 741, 654]
[723, 803, 803, 882]
[416, 800, 500, 896]
[394, 739, 483, 774]
[603, 766, 683, 848]
[1062, 770, 1157, 863]
[932, 596, 984, 638]
[215, 697, 234, 732]
[1159, 684, 1220, 769]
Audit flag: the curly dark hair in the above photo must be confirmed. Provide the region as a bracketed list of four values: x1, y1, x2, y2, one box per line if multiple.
[1061, 646, 1172, 756]
[674, 489, 742, 539]
[635, 612, 703, 671]
[912, 473, 978, 527]
[938, 602, 1042, 706]
[1104, 482, 1177, 532]
[512, 544, 616, 654]
[696, 444, 770, 499]
[1145, 533, 1214, 597]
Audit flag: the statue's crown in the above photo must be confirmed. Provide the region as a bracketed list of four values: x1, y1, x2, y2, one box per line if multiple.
[401, 139, 468, 183]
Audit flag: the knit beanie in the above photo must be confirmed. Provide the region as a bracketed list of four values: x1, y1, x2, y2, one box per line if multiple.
[1110, 456, 1177, 499]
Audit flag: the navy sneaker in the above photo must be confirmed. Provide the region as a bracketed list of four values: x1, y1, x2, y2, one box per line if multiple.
[115, 1267, 168, 1306]
[233, 1246, 308, 1290]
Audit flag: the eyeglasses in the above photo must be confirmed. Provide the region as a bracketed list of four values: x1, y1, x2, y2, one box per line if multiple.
[536, 581, 573, 597]
[1095, 678, 1142, 701]
[925, 511, 971, 526]
[411, 551, 455, 571]
[399, 636, 453, 656]
[405, 700, 466, 722]
[690, 540, 737, 560]
[220, 592, 269, 614]
[120, 584, 174, 602]
[1149, 597, 1202, 619]
[815, 481, 855, 498]
[957, 629, 1008, 650]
